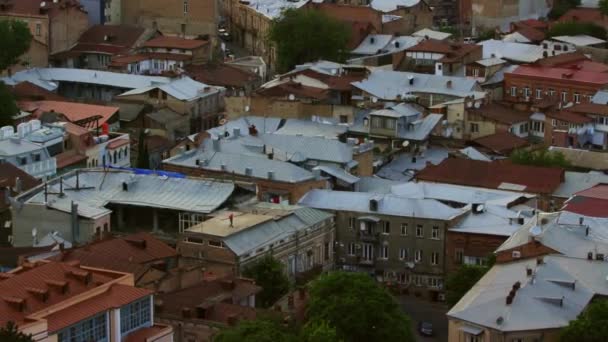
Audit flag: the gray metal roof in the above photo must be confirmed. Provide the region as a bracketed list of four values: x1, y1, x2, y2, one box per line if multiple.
[146, 108, 185, 124]
[479, 40, 544, 63]
[351, 35, 394, 55]
[355, 177, 401, 194]
[257, 134, 353, 164]
[275, 119, 347, 139]
[553, 171, 608, 199]
[449, 204, 527, 237]
[591, 90, 608, 104]
[24, 170, 235, 217]
[119, 77, 219, 101]
[459, 147, 491, 161]
[391, 182, 532, 205]
[448, 254, 608, 332]
[352, 70, 479, 100]
[397, 114, 442, 141]
[298, 189, 467, 220]
[0, 138, 49, 157]
[314, 165, 360, 184]
[206, 116, 282, 138]
[222, 205, 333, 256]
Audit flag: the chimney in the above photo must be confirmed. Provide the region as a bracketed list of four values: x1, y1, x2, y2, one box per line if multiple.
[369, 198, 378, 211]
[212, 137, 220, 151]
[267, 171, 275, 180]
[506, 294, 514, 305]
[232, 127, 240, 138]
[526, 267, 533, 276]
[586, 227, 590, 237]
[579, 217, 584, 225]
[245, 167, 253, 176]
[220, 163, 227, 171]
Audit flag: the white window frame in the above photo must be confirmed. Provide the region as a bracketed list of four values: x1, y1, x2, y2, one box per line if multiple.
[379, 245, 389, 260]
[416, 225, 423, 238]
[399, 248, 408, 260]
[431, 226, 439, 239]
[414, 250, 422, 263]
[431, 252, 439, 265]
[536, 88, 542, 99]
[510, 86, 517, 97]
[400, 223, 407, 236]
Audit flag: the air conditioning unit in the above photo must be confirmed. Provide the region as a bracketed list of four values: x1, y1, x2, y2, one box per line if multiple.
[512, 250, 521, 259]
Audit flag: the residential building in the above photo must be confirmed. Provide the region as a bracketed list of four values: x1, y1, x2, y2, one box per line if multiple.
[110, 36, 212, 75]
[558, 7, 608, 31]
[553, 171, 608, 206]
[155, 275, 261, 342]
[504, 19, 548, 44]
[51, 25, 155, 70]
[19, 100, 121, 130]
[121, 0, 217, 39]
[547, 100, 608, 150]
[104, 0, 121, 24]
[0, 164, 40, 246]
[0, 260, 173, 342]
[351, 69, 483, 108]
[179, 203, 334, 280]
[415, 158, 565, 210]
[464, 102, 532, 140]
[470, 0, 550, 33]
[185, 64, 262, 96]
[0, 123, 57, 179]
[369, 0, 433, 32]
[562, 184, 608, 218]
[79, 0, 105, 24]
[299, 189, 468, 300]
[0, 0, 89, 74]
[11, 169, 236, 246]
[448, 254, 608, 342]
[117, 77, 224, 132]
[393, 39, 482, 76]
[348, 34, 424, 67]
[472, 132, 529, 156]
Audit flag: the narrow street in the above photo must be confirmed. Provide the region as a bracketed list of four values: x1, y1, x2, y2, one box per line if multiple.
[399, 296, 449, 342]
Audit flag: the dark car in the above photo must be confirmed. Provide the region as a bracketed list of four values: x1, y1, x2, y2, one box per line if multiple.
[418, 321, 433, 337]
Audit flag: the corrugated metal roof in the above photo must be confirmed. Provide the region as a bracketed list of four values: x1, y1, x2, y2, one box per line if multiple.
[351, 35, 394, 55]
[552, 35, 605, 46]
[412, 28, 452, 40]
[298, 189, 466, 220]
[314, 165, 360, 184]
[26, 170, 235, 216]
[553, 171, 608, 198]
[275, 119, 347, 139]
[119, 77, 219, 101]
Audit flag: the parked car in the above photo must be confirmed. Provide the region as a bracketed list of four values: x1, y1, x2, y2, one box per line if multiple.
[418, 321, 433, 337]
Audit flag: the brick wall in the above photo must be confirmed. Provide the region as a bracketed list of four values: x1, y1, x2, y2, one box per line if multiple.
[495, 240, 558, 263]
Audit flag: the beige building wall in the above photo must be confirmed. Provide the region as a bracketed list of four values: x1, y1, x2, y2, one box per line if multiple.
[448, 318, 562, 342]
[49, 6, 89, 54]
[0, 14, 50, 74]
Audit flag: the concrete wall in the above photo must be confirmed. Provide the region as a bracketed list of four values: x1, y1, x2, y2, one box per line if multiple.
[49, 6, 89, 54]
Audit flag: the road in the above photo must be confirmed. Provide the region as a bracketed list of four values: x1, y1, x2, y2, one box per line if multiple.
[399, 296, 449, 342]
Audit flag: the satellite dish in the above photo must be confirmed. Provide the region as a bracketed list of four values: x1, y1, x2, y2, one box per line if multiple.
[474, 204, 485, 213]
[219, 118, 228, 125]
[466, 101, 473, 108]
[32, 227, 38, 237]
[288, 94, 295, 101]
[402, 140, 410, 147]
[372, 97, 378, 103]
[474, 102, 481, 109]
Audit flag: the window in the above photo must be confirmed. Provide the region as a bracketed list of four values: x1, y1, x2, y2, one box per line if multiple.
[549, 88, 555, 97]
[562, 91, 568, 102]
[400, 223, 407, 236]
[510, 86, 517, 97]
[208, 240, 226, 248]
[19, 156, 27, 166]
[470, 123, 479, 133]
[465, 335, 482, 342]
[379, 245, 389, 259]
[431, 252, 439, 265]
[349, 217, 355, 229]
[431, 226, 439, 239]
[536, 88, 542, 99]
[523, 87, 530, 97]
[455, 248, 464, 264]
[399, 273, 409, 284]
[348, 243, 356, 256]
[574, 92, 580, 103]
[464, 256, 487, 266]
[382, 221, 390, 234]
[103, 223, 108, 232]
[416, 225, 423, 238]
[35, 23, 41, 36]
[473, 68, 479, 77]
[339, 115, 348, 123]
[324, 242, 330, 261]
[185, 237, 204, 244]
[183, 0, 189, 14]
[58, 313, 107, 342]
[371, 117, 382, 128]
[414, 250, 422, 263]
[32, 153, 41, 162]
[120, 297, 151, 334]
[399, 248, 408, 260]
[385, 118, 396, 130]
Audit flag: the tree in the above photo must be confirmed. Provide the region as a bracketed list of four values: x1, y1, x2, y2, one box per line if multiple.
[510, 148, 572, 169]
[601, 0, 608, 16]
[300, 321, 340, 342]
[242, 256, 290, 308]
[0, 81, 18, 127]
[548, 21, 607, 40]
[561, 299, 608, 342]
[0, 20, 33, 75]
[0, 322, 34, 342]
[548, 0, 581, 19]
[136, 129, 150, 169]
[445, 265, 489, 307]
[306, 272, 414, 342]
[214, 316, 297, 342]
[268, 9, 351, 72]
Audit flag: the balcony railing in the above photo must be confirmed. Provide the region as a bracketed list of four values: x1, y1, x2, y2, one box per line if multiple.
[359, 232, 378, 242]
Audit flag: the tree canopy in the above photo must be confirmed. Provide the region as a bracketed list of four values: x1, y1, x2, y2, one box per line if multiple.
[601, 0, 608, 16]
[547, 21, 607, 40]
[242, 256, 290, 308]
[268, 8, 351, 72]
[548, 0, 581, 19]
[510, 148, 572, 169]
[306, 272, 414, 342]
[0, 322, 34, 342]
[446, 265, 489, 307]
[561, 299, 608, 342]
[214, 316, 297, 342]
[0, 81, 18, 127]
[0, 19, 33, 74]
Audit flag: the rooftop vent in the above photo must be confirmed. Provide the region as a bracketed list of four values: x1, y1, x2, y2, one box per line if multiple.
[245, 167, 253, 176]
[267, 170, 275, 180]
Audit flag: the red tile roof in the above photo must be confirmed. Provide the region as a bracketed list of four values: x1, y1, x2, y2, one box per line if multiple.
[51, 232, 176, 280]
[11, 82, 66, 101]
[19, 101, 119, 127]
[473, 132, 529, 154]
[72, 25, 146, 54]
[509, 65, 608, 85]
[45, 284, 152, 332]
[106, 138, 130, 150]
[546, 110, 593, 124]
[185, 64, 258, 88]
[415, 158, 564, 194]
[468, 103, 531, 124]
[0, 261, 123, 327]
[575, 184, 608, 200]
[563, 196, 608, 217]
[569, 103, 608, 116]
[55, 150, 87, 169]
[558, 8, 608, 28]
[292, 68, 366, 91]
[143, 36, 208, 50]
[257, 81, 329, 100]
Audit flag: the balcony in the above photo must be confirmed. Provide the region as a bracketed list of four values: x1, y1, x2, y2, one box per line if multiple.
[359, 232, 378, 242]
[19, 158, 57, 179]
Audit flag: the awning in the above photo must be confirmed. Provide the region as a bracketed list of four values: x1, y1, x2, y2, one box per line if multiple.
[314, 165, 360, 185]
[459, 324, 483, 336]
[358, 215, 381, 223]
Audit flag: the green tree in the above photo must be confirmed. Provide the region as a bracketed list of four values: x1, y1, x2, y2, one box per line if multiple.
[136, 129, 150, 169]
[601, 0, 608, 16]
[0, 81, 18, 127]
[445, 265, 489, 307]
[548, 21, 607, 40]
[268, 8, 350, 72]
[0, 322, 34, 342]
[306, 272, 414, 342]
[214, 316, 297, 342]
[548, 0, 581, 19]
[300, 321, 340, 342]
[0, 20, 33, 75]
[510, 149, 572, 169]
[561, 299, 608, 342]
[242, 256, 290, 308]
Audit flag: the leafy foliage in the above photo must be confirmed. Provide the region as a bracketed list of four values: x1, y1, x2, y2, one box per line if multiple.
[601, 0, 608, 16]
[0, 322, 34, 342]
[561, 299, 608, 342]
[242, 256, 290, 308]
[548, 0, 581, 19]
[548, 21, 607, 40]
[510, 149, 572, 169]
[300, 321, 340, 342]
[0, 20, 33, 74]
[214, 316, 297, 342]
[268, 9, 350, 72]
[446, 265, 489, 307]
[306, 272, 414, 342]
[0, 81, 18, 127]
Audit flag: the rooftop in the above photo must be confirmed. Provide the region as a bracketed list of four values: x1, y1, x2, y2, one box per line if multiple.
[406, 39, 481, 63]
[509, 65, 608, 85]
[20, 100, 119, 128]
[143, 36, 208, 49]
[185, 64, 258, 88]
[473, 132, 529, 154]
[274, 119, 347, 139]
[412, 28, 452, 41]
[244, 0, 309, 19]
[65, 24, 147, 56]
[119, 76, 219, 101]
[548, 147, 608, 170]
[371, 0, 421, 12]
[478, 39, 544, 63]
[553, 171, 608, 199]
[415, 158, 564, 194]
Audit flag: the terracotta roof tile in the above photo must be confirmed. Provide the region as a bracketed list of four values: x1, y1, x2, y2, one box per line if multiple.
[75, 25, 145, 51]
[11, 82, 66, 101]
[563, 196, 608, 217]
[473, 132, 529, 154]
[546, 110, 593, 124]
[575, 183, 608, 200]
[558, 8, 608, 27]
[568, 103, 608, 116]
[468, 103, 531, 124]
[509, 65, 608, 85]
[185, 64, 258, 88]
[143, 36, 208, 50]
[19, 101, 119, 127]
[415, 158, 564, 194]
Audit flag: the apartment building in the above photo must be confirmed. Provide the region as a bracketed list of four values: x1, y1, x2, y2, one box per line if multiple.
[299, 189, 468, 300]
